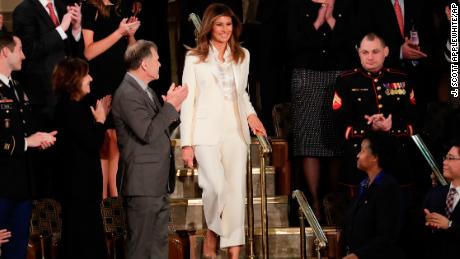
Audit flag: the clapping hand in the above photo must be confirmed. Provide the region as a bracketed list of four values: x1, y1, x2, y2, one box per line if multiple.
[424, 209, 450, 230]
[162, 83, 189, 112]
[26, 131, 58, 150]
[364, 113, 392, 132]
[68, 3, 82, 31]
[91, 95, 112, 124]
[126, 16, 140, 37]
[60, 12, 72, 31]
[118, 18, 140, 36]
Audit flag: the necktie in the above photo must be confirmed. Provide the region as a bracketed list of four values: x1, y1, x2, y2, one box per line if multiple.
[46, 2, 60, 27]
[446, 188, 457, 219]
[393, 0, 404, 38]
[145, 87, 154, 101]
[8, 79, 20, 102]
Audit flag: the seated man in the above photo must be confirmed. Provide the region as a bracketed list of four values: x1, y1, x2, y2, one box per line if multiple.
[333, 32, 417, 191]
[423, 138, 460, 259]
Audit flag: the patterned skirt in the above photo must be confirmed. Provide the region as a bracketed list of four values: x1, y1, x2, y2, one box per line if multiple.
[291, 68, 342, 157]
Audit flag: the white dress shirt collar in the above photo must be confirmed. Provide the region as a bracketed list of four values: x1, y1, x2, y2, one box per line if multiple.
[127, 72, 149, 92]
[0, 73, 11, 87]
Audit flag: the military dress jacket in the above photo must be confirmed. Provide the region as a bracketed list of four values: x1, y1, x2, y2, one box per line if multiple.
[333, 68, 417, 185]
[0, 79, 36, 199]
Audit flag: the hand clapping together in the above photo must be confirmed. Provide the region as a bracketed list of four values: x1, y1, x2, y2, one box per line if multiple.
[91, 95, 112, 124]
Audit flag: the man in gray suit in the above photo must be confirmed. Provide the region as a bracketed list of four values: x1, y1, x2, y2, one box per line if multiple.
[112, 40, 188, 259]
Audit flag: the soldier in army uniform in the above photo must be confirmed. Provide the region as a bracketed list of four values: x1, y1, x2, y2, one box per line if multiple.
[333, 33, 417, 194]
[0, 33, 57, 259]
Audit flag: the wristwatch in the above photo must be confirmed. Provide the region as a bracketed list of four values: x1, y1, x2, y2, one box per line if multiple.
[448, 220, 453, 228]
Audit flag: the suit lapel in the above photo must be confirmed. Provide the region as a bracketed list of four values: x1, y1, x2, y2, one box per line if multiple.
[403, 0, 414, 34]
[31, 0, 58, 29]
[232, 62, 240, 93]
[385, 0, 404, 41]
[125, 74, 158, 112]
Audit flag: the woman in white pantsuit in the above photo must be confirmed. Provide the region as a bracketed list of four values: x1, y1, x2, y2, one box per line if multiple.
[180, 3, 266, 259]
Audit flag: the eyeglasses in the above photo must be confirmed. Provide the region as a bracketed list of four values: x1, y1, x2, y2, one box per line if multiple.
[444, 155, 460, 161]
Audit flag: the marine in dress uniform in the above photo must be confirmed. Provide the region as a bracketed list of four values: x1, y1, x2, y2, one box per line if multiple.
[333, 67, 417, 189]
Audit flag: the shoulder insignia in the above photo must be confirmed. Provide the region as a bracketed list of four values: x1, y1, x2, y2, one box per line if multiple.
[339, 68, 359, 78]
[410, 89, 416, 105]
[333, 91, 342, 110]
[385, 68, 407, 76]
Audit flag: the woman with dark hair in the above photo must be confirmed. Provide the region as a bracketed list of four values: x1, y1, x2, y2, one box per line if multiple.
[180, 3, 266, 258]
[52, 57, 111, 259]
[81, 0, 140, 198]
[343, 132, 405, 259]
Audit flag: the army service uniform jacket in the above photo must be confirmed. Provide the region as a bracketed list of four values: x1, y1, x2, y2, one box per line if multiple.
[0, 79, 36, 199]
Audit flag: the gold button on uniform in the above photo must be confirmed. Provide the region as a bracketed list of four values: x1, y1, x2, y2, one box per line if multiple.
[376, 86, 381, 91]
[357, 98, 362, 101]
[378, 104, 383, 108]
[378, 95, 382, 99]
[374, 79, 378, 83]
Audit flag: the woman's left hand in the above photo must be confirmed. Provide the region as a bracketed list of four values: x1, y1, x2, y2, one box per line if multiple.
[248, 114, 267, 136]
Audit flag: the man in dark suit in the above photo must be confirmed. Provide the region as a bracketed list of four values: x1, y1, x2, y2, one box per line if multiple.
[423, 139, 460, 259]
[13, 0, 82, 129]
[0, 33, 57, 259]
[357, 0, 432, 67]
[112, 40, 188, 259]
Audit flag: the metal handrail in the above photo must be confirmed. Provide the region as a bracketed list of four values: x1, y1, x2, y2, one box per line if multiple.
[292, 190, 327, 259]
[256, 134, 272, 259]
[411, 134, 448, 186]
[246, 134, 272, 258]
[246, 143, 255, 258]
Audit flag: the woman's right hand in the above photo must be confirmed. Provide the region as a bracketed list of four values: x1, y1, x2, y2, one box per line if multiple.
[182, 146, 195, 168]
[117, 18, 140, 36]
[91, 95, 112, 124]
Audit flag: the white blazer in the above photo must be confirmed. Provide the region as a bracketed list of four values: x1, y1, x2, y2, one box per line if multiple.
[180, 47, 256, 146]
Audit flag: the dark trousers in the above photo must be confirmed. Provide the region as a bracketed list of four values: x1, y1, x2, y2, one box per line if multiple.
[59, 197, 107, 259]
[124, 195, 169, 259]
[0, 198, 32, 259]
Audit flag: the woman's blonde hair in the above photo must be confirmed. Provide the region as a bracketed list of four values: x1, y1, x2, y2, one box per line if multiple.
[190, 3, 245, 63]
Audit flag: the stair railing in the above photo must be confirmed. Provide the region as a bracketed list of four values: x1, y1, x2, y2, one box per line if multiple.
[247, 134, 272, 259]
[292, 190, 327, 259]
[411, 134, 447, 187]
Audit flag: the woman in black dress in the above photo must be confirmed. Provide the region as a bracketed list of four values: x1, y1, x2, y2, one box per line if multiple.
[53, 58, 111, 259]
[287, 0, 358, 217]
[82, 0, 139, 198]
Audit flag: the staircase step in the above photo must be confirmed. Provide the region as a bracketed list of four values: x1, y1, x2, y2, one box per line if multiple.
[170, 196, 289, 231]
[187, 227, 342, 258]
[171, 167, 276, 199]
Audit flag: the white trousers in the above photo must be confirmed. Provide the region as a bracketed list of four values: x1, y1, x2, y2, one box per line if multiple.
[194, 135, 247, 248]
